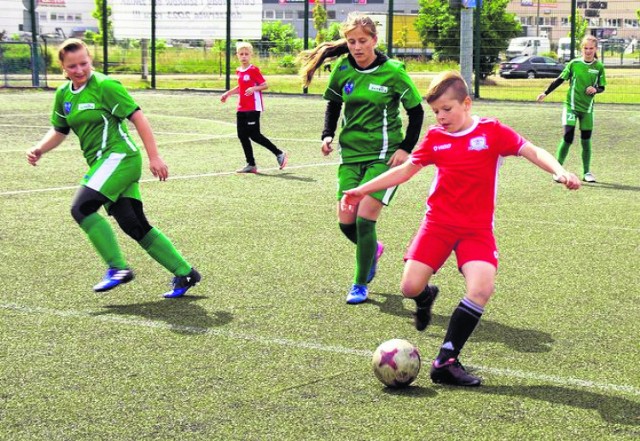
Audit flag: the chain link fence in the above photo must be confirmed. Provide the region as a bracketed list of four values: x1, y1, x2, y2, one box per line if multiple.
[3, 0, 639, 103]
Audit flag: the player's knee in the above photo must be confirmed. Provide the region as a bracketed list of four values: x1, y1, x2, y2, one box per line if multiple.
[580, 130, 592, 140]
[110, 199, 152, 241]
[563, 131, 575, 144]
[70, 199, 101, 225]
[118, 216, 152, 241]
[400, 279, 425, 298]
[467, 284, 495, 305]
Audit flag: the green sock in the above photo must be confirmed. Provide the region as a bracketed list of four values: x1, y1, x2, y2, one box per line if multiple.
[580, 138, 592, 175]
[354, 217, 377, 285]
[339, 222, 357, 245]
[80, 213, 127, 269]
[139, 228, 191, 276]
[556, 140, 571, 165]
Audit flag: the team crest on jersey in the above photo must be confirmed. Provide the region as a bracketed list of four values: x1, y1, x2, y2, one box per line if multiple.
[468, 137, 488, 151]
[339, 65, 348, 71]
[343, 81, 355, 95]
[368, 84, 388, 93]
[243, 74, 250, 81]
[64, 102, 72, 114]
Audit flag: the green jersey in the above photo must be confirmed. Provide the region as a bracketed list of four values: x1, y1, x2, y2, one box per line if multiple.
[560, 58, 606, 113]
[323, 55, 422, 164]
[51, 72, 141, 166]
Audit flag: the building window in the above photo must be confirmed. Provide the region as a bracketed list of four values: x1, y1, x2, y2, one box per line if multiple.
[602, 18, 621, 28]
[561, 17, 570, 27]
[623, 19, 638, 28]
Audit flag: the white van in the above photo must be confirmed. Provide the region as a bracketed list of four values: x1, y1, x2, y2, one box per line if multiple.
[506, 37, 551, 60]
[557, 37, 572, 62]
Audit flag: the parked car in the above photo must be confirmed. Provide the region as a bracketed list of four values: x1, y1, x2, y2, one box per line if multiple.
[505, 37, 551, 60]
[499, 56, 564, 79]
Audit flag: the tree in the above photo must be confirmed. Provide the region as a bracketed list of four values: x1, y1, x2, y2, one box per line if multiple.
[313, 2, 328, 45]
[326, 22, 342, 42]
[261, 21, 302, 55]
[91, 0, 113, 43]
[395, 25, 409, 49]
[415, 0, 521, 78]
[571, 9, 588, 43]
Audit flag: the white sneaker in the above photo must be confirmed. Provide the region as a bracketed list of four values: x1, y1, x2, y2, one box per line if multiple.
[583, 172, 596, 183]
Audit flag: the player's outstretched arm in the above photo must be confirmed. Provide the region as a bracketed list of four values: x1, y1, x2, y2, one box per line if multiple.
[341, 161, 422, 211]
[520, 143, 581, 190]
[26, 128, 67, 166]
[130, 110, 168, 181]
[220, 86, 240, 103]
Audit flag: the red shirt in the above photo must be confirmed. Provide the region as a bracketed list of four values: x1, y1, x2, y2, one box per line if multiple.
[236, 64, 265, 112]
[410, 116, 526, 229]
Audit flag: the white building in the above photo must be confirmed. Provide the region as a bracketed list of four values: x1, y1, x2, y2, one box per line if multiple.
[0, 0, 97, 39]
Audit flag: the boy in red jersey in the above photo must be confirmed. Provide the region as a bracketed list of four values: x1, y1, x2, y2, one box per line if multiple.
[221, 42, 287, 173]
[342, 71, 581, 387]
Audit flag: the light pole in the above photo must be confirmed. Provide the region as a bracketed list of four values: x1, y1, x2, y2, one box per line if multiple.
[536, 0, 540, 36]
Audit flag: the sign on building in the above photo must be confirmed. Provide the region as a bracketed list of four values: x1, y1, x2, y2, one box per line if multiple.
[110, 0, 262, 39]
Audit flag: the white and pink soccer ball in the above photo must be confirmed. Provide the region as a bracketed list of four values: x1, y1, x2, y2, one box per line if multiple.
[372, 339, 421, 387]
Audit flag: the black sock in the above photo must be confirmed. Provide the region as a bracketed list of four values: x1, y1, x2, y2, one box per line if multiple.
[413, 285, 434, 303]
[339, 222, 357, 245]
[436, 297, 484, 364]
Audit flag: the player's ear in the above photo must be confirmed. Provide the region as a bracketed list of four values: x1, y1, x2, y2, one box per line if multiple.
[463, 96, 472, 110]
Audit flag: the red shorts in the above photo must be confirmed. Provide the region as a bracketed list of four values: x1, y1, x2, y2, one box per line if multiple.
[404, 221, 498, 272]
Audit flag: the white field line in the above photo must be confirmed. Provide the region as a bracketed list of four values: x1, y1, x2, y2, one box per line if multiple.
[0, 133, 238, 154]
[0, 161, 338, 196]
[2, 302, 639, 397]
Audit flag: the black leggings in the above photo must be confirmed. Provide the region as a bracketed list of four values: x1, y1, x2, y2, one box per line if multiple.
[70, 186, 152, 242]
[236, 111, 281, 166]
[563, 126, 592, 145]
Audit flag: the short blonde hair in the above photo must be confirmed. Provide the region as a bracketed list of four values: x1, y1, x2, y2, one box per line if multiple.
[236, 42, 253, 53]
[58, 38, 91, 63]
[425, 71, 469, 104]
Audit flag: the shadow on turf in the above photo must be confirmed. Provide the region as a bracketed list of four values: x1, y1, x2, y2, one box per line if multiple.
[476, 385, 640, 426]
[582, 181, 640, 192]
[255, 172, 316, 182]
[92, 295, 232, 335]
[368, 293, 554, 353]
[381, 385, 437, 397]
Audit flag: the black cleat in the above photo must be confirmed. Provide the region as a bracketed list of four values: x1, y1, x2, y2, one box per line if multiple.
[430, 358, 482, 387]
[163, 268, 202, 298]
[413, 285, 439, 331]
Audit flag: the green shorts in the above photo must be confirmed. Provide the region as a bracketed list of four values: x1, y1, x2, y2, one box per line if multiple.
[337, 159, 398, 206]
[562, 105, 594, 131]
[81, 152, 142, 206]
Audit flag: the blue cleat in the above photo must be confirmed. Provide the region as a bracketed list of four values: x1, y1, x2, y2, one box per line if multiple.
[163, 268, 201, 298]
[346, 284, 368, 304]
[366, 241, 385, 283]
[93, 268, 134, 293]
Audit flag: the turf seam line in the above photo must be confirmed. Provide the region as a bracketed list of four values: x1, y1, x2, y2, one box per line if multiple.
[0, 161, 339, 197]
[2, 302, 639, 398]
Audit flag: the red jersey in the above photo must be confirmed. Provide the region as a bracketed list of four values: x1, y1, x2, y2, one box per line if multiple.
[236, 64, 266, 112]
[410, 116, 526, 229]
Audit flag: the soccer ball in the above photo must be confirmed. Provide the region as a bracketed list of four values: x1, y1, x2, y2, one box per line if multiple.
[372, 339, 421, 387]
